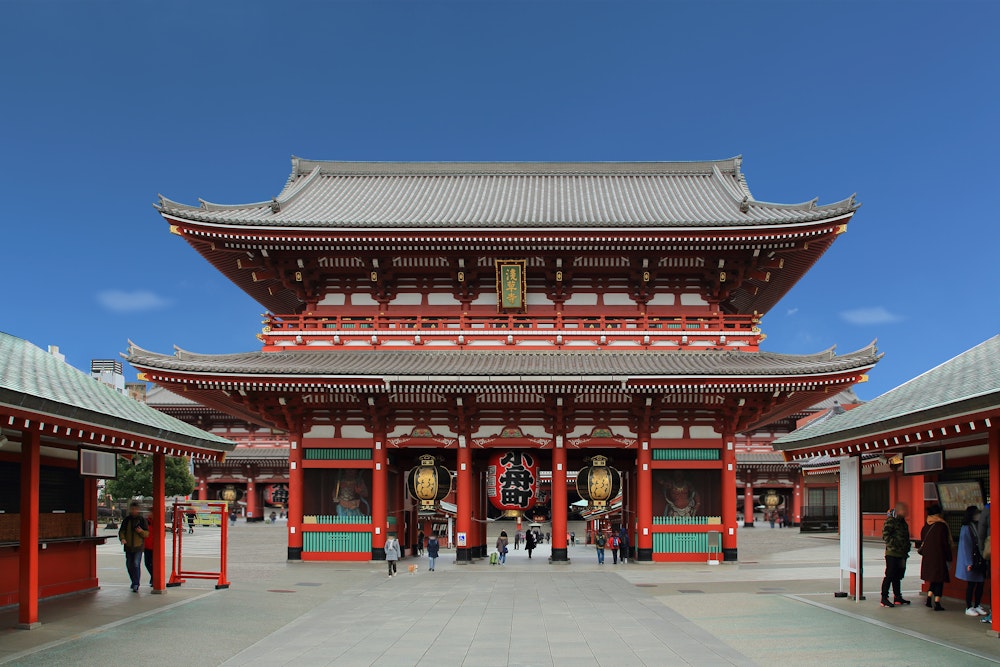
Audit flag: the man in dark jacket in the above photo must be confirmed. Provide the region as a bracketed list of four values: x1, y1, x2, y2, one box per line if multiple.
[880, 501, 911, 607]
[118, 501, 148, 593]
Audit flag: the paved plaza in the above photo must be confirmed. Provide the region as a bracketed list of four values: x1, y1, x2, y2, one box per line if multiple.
[1, 524, 997, 666]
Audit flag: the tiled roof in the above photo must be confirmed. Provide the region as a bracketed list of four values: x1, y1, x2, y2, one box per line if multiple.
[736, 451, 788, 464]
[775, 335, 1000, 451]
[0, 332, 234, 453]
[225, 447, 289, 461]
[157, 157, 858, 230]
[144, 385, 201, 407]
[805, 387, 862, 411]
[127, 343, 880, 380]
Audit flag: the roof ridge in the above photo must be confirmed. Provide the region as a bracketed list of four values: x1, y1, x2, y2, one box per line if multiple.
[289, 157, 744, 177]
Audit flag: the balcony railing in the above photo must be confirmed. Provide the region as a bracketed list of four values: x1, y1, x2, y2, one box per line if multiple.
[258, 313, 762, 351]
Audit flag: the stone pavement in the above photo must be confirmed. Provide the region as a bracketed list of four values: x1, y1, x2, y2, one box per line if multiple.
[0, 524, 997, 666]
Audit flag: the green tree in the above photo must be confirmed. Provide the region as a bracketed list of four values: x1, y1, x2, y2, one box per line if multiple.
[106, 456, 196, 500]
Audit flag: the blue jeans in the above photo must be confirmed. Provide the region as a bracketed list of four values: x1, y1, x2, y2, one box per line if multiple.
[499, 551, 506, 564]
[125, 550, 143, 589]
[597, 548, 605, 564]
[428, 556, 436, 570]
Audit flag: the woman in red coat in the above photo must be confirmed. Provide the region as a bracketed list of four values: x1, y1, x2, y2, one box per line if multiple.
[919, 503, 953, 611]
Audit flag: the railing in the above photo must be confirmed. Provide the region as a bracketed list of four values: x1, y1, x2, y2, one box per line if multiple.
[265, 312, 757, 332]
[258, 312, 762, 350]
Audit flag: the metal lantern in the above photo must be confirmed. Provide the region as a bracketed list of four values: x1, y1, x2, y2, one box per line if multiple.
[406, 454, 453, 514]
[576, 455, 621, 508]
[487, 451, 539, 517]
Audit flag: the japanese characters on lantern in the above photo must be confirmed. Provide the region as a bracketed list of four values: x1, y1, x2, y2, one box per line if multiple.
[487, 451, 538, 516]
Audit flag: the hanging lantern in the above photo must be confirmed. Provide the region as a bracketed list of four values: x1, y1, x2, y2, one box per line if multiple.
[487, 451, 538, 517]
[576, 455, 621, 508]
[406, 454, 452, 515]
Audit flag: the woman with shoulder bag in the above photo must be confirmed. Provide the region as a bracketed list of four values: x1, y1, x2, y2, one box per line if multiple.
[956, 505, 988, 616]
[919, 503, 953, 611]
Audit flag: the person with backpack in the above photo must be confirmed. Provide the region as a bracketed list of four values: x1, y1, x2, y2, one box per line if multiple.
[384, 534, 401, 577]
[118, 500, 148, 593]
[879, 501, 912, 608]
[956, 505, 988, 617]
[610, 533, 621, 564]
[426, 532, 440, 572]
[525, 529, 536, 559]
[595, 531, 606, 564]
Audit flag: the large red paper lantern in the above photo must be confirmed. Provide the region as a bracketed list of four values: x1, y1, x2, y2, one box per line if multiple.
[487, 451, 538, 517]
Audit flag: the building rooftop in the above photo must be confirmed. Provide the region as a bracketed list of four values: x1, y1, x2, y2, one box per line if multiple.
[128, 343, 880, 380]
[0, 332, 234, 455]
[774, 335, 1000, 452]
[157, 157, 858, 230]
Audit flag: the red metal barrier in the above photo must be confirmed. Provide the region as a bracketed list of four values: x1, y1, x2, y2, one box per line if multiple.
[167, 501, 230, 590]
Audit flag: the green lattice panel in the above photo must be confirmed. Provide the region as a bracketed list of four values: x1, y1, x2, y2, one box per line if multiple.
[652, 449, 720, 461]
[304, 448, 373, 460]
[306, 515, 372, 524]
[303, 531, 373, 553]
[653, 532, 709, 553]
[652, 516, 721, 525]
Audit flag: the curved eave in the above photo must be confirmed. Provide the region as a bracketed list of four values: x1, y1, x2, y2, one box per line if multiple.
[162, 211, 854, 316]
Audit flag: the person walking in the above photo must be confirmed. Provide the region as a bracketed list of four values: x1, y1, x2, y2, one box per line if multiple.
[186, 510, 195, 534]
[514, 531, 521, 550]
[496, 530, 509, 565]
[619, 527, 630, 564]
[956, 505, 987, 617]
[978, 503, 992, 624]
[880, 501, 912, 607]
[610, 532, 620, 564]
[919, 503, 953, 611]
[384, 534, 401, 577]
[595, 531, 606, 565]
[570, 531, 576, 546]
[427, 532, 440, 572]
[143, 510, 156, 588]
[417, 529, 425, 556]
[118, 501, 148, 593]
[525, 529, 536, 559]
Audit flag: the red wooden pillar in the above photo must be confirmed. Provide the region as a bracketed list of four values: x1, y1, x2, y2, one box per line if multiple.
[372, 434, 388, 558]
[743, 474, 755, 527]
[245, 474, 257, 520]
[287, 432, 304, 560]
[722, 434, 738, 560]
[196, 472, 208, 501]
[792, 477, 803, 527]
[550, 439, 568, 562]
[637, 436, 652, 561]
[989, 424, 999, 636]
[151, 453, 166, 593]
[456, 437, 472, 562]
[18, 428, 41, 629]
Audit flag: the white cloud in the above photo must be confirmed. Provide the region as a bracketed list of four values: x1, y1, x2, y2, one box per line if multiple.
[96, 289, 171, 313]
[786, 307, 799, 316]
[840, 306, 902, 326]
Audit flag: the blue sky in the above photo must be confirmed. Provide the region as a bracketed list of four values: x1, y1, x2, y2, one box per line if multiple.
[1, 1, 997, 401]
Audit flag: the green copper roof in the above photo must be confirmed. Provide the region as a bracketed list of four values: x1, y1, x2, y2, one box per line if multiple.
[774, 335, 1000, 451]
[0, 332, 234, 453]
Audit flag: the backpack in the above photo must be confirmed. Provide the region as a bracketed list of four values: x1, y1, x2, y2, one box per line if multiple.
[611, 536, 620, 548]
[596, 535, 606, 548]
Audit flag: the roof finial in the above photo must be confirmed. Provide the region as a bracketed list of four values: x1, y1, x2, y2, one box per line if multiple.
[739, 196, 750, 213]
[270, 198, 281, 213]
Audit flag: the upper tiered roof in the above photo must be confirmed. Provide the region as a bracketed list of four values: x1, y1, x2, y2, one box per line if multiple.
[157, 157, 857, 230]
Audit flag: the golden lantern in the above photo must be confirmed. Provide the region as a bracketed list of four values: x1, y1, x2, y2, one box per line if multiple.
[576, 455, 621, 508]
[406, 454, 452, 515]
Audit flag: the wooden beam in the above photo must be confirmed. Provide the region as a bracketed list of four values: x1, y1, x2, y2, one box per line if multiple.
[18, 428, 40, 629]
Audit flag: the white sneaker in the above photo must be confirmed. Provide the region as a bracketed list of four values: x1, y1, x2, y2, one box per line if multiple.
[965, 607, 979, 616]
[974, 606, 988, 616]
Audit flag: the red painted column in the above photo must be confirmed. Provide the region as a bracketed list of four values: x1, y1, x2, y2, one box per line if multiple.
[151, 453, 166, 593]
[743, 475, 755, 527]
[245, 474, 257, 521]
[637, 436, 653, 561]
[18, 428, 40, 629]
[550, 439, 568, 562]
[197, 472, 208, 501]
[371, 433, 388, 558]
[287, 432, 304, 560]
[792, 477, 803, 527]
[722, 434, 738, 560]
[456, 438, 473, 562]
[989, 424, 999, 636]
